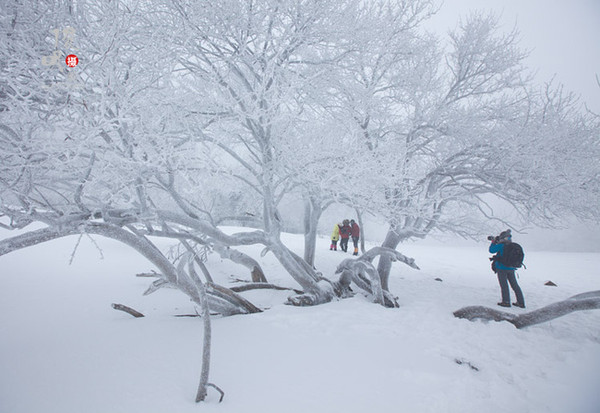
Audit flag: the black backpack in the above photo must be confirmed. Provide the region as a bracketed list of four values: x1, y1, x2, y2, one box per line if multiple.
[496, 242, 525, 269]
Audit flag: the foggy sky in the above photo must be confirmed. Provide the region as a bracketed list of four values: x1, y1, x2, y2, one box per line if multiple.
[429, 0, 600, 113]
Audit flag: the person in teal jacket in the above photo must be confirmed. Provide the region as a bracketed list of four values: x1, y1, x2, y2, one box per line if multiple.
[489, 230, 525, 308]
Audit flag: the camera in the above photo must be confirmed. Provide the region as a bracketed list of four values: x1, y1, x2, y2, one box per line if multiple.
[487, 235, 499, 242]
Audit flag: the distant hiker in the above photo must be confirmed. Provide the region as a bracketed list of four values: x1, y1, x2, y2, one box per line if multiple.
[330, 223, 341, 251]
[339, 219, 352, 252]
[488, 229, 525, 308]
[350, 219, 360, 256]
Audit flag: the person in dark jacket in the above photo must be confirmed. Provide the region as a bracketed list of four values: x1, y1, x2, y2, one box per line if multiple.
[350, 219, 360, 256]
[489, 230, 525, 308]
[339, 219, 352, 252]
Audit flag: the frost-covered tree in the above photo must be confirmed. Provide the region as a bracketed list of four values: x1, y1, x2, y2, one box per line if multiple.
[330, 11, 600, 289]
[1, 0, 417, 312]
[1, 0, 598, 308]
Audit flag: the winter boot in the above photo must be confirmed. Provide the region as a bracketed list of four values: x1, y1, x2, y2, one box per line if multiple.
[353, 247, 358, 256]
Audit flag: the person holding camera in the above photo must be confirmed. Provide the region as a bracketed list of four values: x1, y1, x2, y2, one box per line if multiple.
[488, 229, 526, 308]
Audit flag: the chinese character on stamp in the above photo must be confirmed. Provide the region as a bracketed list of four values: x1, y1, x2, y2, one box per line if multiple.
[41, 26, 81, 90]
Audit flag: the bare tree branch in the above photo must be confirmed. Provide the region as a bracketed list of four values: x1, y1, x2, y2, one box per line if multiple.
[111, 303, 145, 318]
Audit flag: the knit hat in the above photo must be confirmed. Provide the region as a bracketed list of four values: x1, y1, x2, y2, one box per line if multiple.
[498, 229, 512, 241]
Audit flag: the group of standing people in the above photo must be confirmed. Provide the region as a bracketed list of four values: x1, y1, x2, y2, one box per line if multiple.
[330, 219, 360, 255]
[329, 222, 526, 309]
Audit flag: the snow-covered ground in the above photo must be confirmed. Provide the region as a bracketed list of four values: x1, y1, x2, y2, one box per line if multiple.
[1, 229, 599, 413]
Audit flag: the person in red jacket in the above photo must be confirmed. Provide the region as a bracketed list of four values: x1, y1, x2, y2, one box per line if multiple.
[350, 219, 360, 255]
[338, 219, 352, 252]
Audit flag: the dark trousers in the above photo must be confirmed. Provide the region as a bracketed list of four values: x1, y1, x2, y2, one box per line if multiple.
[340, 237, 349, 252]
[497, 269, 525, 306]
[352, 237, 359, 248]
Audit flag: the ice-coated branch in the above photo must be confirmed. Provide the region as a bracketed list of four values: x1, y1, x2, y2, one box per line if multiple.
[205, 283, 262, 315]
[156, 210, 268, 247]
[0, 225, 82, 257]
[453, 291, 600, 329]
[328, 246, 420, 307]
[230, 283, 304, 295]
[334, 259, 391, 308]
[358, 246, 420, 270]
[213, 243, 267, 283]
[0, 219, 262, 316]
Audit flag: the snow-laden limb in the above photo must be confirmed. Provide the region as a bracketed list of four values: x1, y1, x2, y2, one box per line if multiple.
[0, 226, 82, 257]
[139, 270, 261, 315]
[213, 244, 267, 283]
[206, 283, 262, 315]
[286, 280, 336, 307]
[0, 220, 262, 316]
[156, 211, 268, 247]
[331, 247, 419, 308]
[230, 283, 304, 295]
[358, 247, 420, 270]
[335, 259, 384, 305]
[453, 291, 600, 329]
[143, 279, 173, 296]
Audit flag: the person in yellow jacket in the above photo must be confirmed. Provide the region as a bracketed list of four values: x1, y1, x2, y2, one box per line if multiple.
[330, 223, 341, 251]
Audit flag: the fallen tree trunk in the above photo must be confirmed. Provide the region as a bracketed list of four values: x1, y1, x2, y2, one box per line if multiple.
[453, 291, 600, 329]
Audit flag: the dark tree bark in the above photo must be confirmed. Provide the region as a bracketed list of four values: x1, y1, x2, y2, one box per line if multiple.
[111, 303, 145, 318]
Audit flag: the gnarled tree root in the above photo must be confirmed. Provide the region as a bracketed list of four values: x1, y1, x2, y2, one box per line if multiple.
[453, 291, 600, 329]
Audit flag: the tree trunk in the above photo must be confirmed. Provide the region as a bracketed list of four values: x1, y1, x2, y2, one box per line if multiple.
[303, 197, 323, 267]
[355, 208, 366, 254]
[269, 239, 333, 306]
[184, 259, 224, 403]
[376, 228, 402, 291]
[195, 278, 212, 402]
